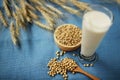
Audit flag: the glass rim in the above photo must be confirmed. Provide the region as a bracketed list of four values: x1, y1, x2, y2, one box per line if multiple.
[86, 4, 113, 23]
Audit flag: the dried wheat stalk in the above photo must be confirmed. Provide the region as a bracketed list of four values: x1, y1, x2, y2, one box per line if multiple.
[46, 4, 63, 16]
[18, 7, 32, 23]
[19, 0, 27, 16]
[12, 11, 21, 27]
[15, 20, 20, 37]
[116, 0, 120, 4]
[93, 0, 120, 4]
[33, 20, 53, 31]
[12, 11, 17, 20]
[72, 1, 92, 11]
[61, 5, 80, 15]
[36, 6, 55, 29]
[51, 0, 80, 16]
[42, 6, 60, 19]
[14, 11, 26, 29]
[10, 21, 18, 45]
[25, 2, 36, 11]
[13, 11, 20, 37]
[13, 5, 27, 29]
[12, 0, 25, 23]
[3, 0, 12, 17]
[41, 10, 55, 28]
[28, 10, 39, 20]
[0, 10, 8, 27]
[30, 0, 39, 5]
[4, 0, 9, 4]
[35, 1, 60, 19]
[1, 0, 92, 46]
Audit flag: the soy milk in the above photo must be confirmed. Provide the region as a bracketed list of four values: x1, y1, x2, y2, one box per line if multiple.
[81, 11, 112, 57]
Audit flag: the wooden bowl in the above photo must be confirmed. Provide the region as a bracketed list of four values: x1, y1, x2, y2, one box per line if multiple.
[54, 24, 82, 51]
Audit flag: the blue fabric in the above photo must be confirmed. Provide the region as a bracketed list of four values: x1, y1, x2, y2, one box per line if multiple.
[0, 0, 120, 80]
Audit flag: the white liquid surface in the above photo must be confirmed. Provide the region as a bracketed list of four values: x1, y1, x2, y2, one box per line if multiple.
[81, 11, 112, 57]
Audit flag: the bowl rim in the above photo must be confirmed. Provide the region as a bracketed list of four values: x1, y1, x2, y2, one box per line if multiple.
[54, 24, 81, 48]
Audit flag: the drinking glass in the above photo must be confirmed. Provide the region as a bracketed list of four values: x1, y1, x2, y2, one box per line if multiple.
[79, 4, 113, 64]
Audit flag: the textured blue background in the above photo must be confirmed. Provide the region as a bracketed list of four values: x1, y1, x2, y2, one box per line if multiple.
[0, 0, 120, 80]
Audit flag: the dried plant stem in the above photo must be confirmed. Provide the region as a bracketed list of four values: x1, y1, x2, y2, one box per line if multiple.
[14, 6, 26, 28]
[12, 1, 26, 23]
[13, 12, 20, 37]
[0, 10, 8, 27]
[117, 0, 120, 4]
[33, 20, 53, 31]
[44, 7, 59, 19]
[72, 1, 91, 11]
[25, 2, 36, 11]
[19, 8, 32, 23]
[46, 4, 63, 16]
[36, 6, 55, 29]
[3, 0, 12, 17]
[28, 10, 39, 20]
[62, 5, 80, 15]
[4, 0, 9, 4]
[10, 21, 18, 45]
[26, 16, 32, 23]
[52, 0, 80, 15]
[14, 11, 26, 30]
[41, 11, 55, 28]
[20, 0, 27, 16]
[13, 0, 33, 24]
[31, 0, 60, 19]
[19, 18, 26, 29]
[60, 0, 68, 3]
[19, 9, 26, 23]
[13, 11, 21, 25]
[38, 4, 60, 19]
[15, 20, 20, 37]
[30, 0, 39, 5]
[12, 11, 17, 20]
[37, 6, 55, 22]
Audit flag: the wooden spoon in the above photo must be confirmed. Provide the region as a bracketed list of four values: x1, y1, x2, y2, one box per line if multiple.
[73, 66, 100, 80]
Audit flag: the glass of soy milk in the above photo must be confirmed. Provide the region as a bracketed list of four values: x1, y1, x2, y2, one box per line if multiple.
[79, 4, 113, 63]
